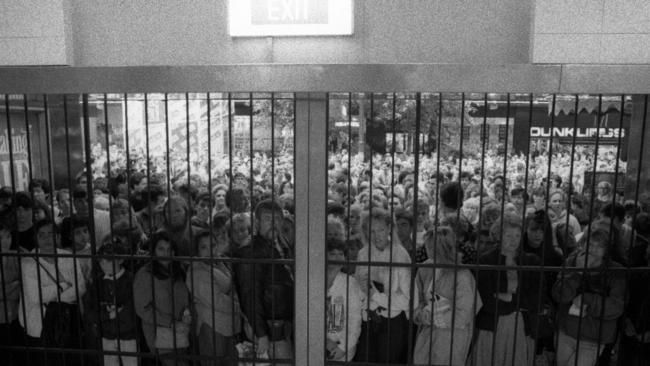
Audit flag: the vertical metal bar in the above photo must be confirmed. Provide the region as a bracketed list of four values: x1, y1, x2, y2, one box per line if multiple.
[592, 95, 609, 360]
[628, 95, 648, 344]
[574, 95, 605, 366]
[227, 93, 236, 364]
[295, 92, 325, 366]
[72, 94, 88, 363]
[22, 96, 35, 202]
[324, 93, 331, 364]
[185, 93, 193, 247]
[123, 93, 142, 358]
[447, 91, 468, 366]
[205, 93, 218, 362]
[406, 93, 421, 366]
[143, 93, 160, 364]
[552, 94, 580, 363]
[3, 94, 28, 365]
[39, 94, 55, 364]
[100, 92, 116, 362]
[500, 93, 522, 366]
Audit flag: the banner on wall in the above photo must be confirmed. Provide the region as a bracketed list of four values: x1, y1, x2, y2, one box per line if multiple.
[0, 127, 31, 190]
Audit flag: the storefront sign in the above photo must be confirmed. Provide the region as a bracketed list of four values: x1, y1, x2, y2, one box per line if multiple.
[530, 127, 625, 140]
[229, 0, 353, 36]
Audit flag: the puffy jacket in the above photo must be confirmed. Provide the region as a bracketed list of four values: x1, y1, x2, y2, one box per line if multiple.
[234, 235, 293, 338]
[552, 257, 625, 344]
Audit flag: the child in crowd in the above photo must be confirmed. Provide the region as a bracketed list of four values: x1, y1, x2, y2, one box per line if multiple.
[133, 230, 192, 366]
[186, 227, 242, 366]
[325, 238, 362, 361]
[414, 226, 482, 366]
[86, 239, 138, 366]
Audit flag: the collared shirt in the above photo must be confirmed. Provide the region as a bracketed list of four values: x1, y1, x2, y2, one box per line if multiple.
[103, 268, 125, 281]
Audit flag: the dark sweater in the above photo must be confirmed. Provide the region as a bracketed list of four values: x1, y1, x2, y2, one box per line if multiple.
[234, 235, 294, 338]
[475, 248, 544, 336]
[85, 269, 137, 340]
[11, 226, 35, 252]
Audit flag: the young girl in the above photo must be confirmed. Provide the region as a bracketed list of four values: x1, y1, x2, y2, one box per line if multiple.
[186, 227, 241, 366]
[413, 226, 482, 366]
[470, 214, 543, 366]
[133, 230, 192, 366]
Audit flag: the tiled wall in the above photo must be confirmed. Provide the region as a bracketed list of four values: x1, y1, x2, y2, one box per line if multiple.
[532, 0, 650, 63]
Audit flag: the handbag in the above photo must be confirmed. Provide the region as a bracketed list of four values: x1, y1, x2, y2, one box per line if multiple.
[36, 258, 78, 347]
[154, 324, 190, 349]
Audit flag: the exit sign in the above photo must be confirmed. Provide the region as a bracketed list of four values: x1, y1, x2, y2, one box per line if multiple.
[229, 0, 353, 36]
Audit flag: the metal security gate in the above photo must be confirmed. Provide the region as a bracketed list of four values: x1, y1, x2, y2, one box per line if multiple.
[0, 65, 648, 366]
[323, 92, 649, 366]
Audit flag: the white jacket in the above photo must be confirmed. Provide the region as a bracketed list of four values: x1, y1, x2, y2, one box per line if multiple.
[355, 243, 414, 319]
[327, 272, 362, 361]
[18, 249, 86, 337]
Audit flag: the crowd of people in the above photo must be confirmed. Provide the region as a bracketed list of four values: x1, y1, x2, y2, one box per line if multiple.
[0, 143, 648, 366]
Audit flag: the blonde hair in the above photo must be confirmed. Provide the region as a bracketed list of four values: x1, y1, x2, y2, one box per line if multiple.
[424, 226, 457, 265]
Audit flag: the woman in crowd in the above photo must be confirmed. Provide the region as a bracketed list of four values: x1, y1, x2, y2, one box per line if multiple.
[211, 184, 229, 217]
[133, 230, 192, 366]
[413, 226, 482, 366]
[186, 228, 241, 366]
[553, 227, 626, 366]
[227, 212, 252, 250]
[522, 210, 563, 364]
[547, 189, 582, 242]
[354, 208, 412, 364]
[191, 192, 213, 229]
[325, 238, 362, 361]
[19, 219, 86, 366]
[471, 213, 543, 366]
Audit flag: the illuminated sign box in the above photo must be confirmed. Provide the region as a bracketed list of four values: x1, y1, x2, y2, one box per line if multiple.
[229, 0, 353, 36]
